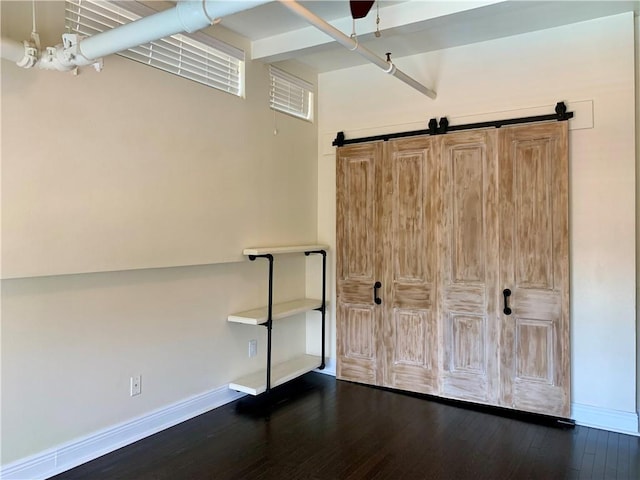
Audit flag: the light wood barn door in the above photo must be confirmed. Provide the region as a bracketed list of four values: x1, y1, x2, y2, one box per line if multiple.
[336, 142, 383, 385]
[438, 130, 500, 404]
[498, 122, 570, 417]
[379, 137, 439, 394]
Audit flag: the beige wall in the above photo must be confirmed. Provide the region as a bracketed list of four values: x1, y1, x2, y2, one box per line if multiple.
[1, 1, 318, 278]
[316, 12, 637, 422]
[2, 259, 308, 463]
[1, 1, 318, 464]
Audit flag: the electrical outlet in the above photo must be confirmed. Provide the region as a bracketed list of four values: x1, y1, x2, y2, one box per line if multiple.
[249, 339, 257, 358]
[130, 375, 142, 396]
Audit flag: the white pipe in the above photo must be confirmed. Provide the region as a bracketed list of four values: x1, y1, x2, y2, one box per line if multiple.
[7, 0, 270, 71]
[77, 0, 268, 65]
[277, 0, 437, 99]
[1, 37, 26, 63]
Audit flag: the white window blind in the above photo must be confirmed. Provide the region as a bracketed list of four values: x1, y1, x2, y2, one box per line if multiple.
[269, 66, 314, 122]
[65, 0, 245, 97]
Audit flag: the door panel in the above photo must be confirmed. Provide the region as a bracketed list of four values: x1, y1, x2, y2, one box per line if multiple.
[451, 151, 486, 283]
[394, 310, 430, 367]
[451, 314, 486, 374]
[515, 319, 553, 382]
[439, 130, 499, 404]
[336, 143, 383, 385]
[499, 122, 570, 417]
[380, 137, 438, 394]
[513, 140, 554, 289]
[338, 305, 377, 383]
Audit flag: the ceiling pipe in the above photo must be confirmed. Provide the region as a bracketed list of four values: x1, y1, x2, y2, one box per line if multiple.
[1, 37, 29, 63]
[3, 0, 269, 72]
[77, 0, 268, 64]
[276, 0, 437, 99]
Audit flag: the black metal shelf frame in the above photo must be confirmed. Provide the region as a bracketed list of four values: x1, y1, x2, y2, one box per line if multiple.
[305, 249, 327, 371]
[248, 249, 327, 393]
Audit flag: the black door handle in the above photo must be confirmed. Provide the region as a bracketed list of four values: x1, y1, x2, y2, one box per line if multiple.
[373, 281, 382, 305]
[503, 289, 512, 315]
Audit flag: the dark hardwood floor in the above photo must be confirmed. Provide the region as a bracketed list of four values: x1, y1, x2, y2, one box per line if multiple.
[51, 373, 639, 480]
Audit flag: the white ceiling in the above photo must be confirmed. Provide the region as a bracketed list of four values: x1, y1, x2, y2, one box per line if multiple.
[214, 0, 639, 72]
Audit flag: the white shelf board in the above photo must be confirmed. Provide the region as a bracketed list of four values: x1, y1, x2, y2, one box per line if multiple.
[229, 354, 322, 395]
[243, 244, 329, 256]
[228, 298, 323, 325]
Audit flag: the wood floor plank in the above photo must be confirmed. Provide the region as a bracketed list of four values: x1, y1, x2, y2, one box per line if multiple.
[50, 374, 639, 480]
[592, 429, 610, 479]
[571, 426, 590, 471]
[629, 433, 640, 479]
[605, 431, 619, 479]
[580, 453, 596, 480]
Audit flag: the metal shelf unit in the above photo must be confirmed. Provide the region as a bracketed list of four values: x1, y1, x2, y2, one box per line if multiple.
[228, 245, 328, 395]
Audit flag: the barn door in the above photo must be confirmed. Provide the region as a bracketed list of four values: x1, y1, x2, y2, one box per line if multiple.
[336, 121, 570, 417]
[336, 142, 383, 385]
[498, 122, 570, 417]
[379, 137, 439, 394]
[438, 130, 500, 404]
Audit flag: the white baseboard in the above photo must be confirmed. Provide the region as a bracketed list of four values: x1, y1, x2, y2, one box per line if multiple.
[571, 403, 639, 436]
[1, 385, 246, 480]
[315, 357, 336, 377]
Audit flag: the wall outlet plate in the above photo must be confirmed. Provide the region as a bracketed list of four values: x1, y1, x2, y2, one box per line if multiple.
[130, 375, 141, 396]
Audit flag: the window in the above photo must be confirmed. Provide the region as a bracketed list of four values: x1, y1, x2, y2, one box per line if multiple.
[269, 66, 314, 122]
[65, 0, 245, 97]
